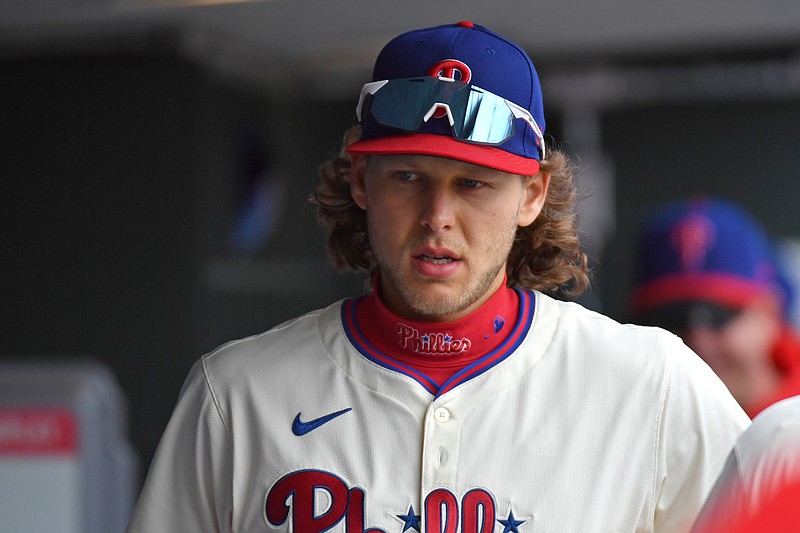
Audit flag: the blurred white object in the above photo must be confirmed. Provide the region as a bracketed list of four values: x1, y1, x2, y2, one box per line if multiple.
[0, 358, 137, 533]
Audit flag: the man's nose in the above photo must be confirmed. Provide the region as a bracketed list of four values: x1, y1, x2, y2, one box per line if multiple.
[419, 184, 456, 232]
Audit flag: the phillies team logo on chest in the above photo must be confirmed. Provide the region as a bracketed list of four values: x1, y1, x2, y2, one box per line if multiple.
[396, 322, 472, 355]
[265, 469, 526, 532]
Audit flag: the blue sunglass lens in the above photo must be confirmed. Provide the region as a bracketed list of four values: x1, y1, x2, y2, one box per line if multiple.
[368, 79, 449, 132]
[459, 88, 515, 144]
[366, 78, 515, 145]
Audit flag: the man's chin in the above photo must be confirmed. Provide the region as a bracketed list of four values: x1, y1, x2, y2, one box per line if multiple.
[404, 290, 474, 322]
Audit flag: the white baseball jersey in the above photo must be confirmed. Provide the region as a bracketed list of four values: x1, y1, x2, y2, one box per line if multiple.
[126, 290, 749, 533]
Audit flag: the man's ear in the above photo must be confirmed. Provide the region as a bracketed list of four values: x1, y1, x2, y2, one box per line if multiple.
[350, 155, 368, 210]
[517, 171, 550, 227]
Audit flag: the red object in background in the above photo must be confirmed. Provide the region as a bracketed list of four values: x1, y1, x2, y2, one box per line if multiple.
[728, 479, 800, 533]
[0, 408, 78, 456]
[700, 478, 800, 533]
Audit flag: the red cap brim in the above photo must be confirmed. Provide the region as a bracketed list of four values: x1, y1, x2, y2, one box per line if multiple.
[347, 133, 540, 176]
[630, 273, 779, 314]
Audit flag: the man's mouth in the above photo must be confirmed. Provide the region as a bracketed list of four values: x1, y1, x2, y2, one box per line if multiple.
[418, 254, 455, 264]
[411, 247, 462, 279]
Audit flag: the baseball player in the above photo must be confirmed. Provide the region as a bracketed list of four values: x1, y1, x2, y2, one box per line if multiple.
[125, 21, 749, 533]
[630, 198, 800, 418]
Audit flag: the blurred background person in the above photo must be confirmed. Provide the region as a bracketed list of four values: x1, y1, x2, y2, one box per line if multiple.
[630, 197, 800, 418]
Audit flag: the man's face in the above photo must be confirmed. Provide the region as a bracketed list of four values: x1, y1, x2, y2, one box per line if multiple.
[350, 154, 547, 322]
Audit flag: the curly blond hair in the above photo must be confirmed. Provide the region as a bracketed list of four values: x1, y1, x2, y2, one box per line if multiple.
[310, 125, 589, 296]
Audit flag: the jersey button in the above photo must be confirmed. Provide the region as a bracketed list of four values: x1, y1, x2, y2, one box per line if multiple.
[434, 407, 451, 423]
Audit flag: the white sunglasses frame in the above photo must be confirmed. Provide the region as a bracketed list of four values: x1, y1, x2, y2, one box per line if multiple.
[355, 77, 545, 158]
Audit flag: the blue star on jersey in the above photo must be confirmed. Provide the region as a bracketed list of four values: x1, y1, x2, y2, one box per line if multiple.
[499, 510, 525, 533]
[396, 505, 421, 532]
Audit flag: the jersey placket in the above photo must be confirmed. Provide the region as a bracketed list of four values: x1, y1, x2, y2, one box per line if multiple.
[420, 397, 463, 504]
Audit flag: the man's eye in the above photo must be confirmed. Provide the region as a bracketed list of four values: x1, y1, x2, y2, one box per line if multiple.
[461, 178, 483, 189]
[396, 171, 417, 181]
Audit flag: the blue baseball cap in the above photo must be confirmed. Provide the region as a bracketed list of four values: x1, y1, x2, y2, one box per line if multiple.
[631, 198, 791, 317]
[347, 21, 545, 175]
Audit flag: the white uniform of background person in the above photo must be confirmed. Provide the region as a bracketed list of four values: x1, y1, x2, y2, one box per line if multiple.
[692, 394, 800, 531]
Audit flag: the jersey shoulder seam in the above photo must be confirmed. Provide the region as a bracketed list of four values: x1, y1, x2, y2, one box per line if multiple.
[651, 336, 674, 515]
[201, 355, 230, 435]
[197, 308, 329, 433]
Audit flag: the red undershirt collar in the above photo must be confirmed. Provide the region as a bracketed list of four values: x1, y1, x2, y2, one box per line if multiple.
[354, 276, 519, 383]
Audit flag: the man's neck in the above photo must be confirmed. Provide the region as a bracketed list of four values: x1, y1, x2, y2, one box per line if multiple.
[354, 278, 519, 386]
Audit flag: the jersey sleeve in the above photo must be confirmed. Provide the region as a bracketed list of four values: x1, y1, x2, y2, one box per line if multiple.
[653, 334, 751, 533]
[125, 358, 233, 533]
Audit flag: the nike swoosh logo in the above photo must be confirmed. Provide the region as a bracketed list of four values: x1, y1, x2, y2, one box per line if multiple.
[292, 408, 352, 436]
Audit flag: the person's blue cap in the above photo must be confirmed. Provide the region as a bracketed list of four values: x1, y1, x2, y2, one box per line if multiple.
[631, 198, 792, 317]
[347, 21, 545, 175]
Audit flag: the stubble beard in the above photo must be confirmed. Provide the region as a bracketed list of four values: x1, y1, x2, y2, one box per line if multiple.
[372, 225, 517, 321]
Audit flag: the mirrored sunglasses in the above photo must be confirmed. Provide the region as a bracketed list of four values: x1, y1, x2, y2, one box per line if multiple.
[356, 77, 545, 158]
